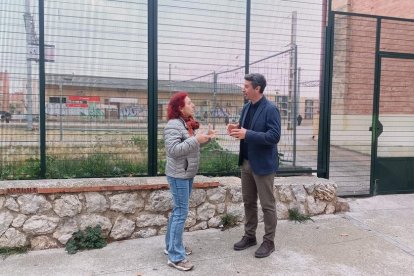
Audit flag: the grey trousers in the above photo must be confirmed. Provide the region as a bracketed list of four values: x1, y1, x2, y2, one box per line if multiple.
[241, 160, 277, 242]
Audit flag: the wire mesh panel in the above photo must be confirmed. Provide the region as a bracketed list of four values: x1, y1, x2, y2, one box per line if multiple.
[43, 0, 148, 178]
[250, 1, 324, 173]
[378, 58, 414, 156]
[378, 20, 414, 164]
[374, 17, 414, 193]
[157, 0, 247, 176]
[375, 58, 414, 193]
[158, 0, 324, 176]
[212, 66, 247, 163]
[1, 1, 325, 180]
[0, 1, 41, 179]
[378, 18, 414, 167]
[329, 14, 377, 195]
[248, 51, 294, 164]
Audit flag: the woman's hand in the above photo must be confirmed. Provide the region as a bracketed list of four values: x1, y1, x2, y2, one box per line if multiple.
[195, 133, 211, 144]
[207, 124, 217, 137]
[196, 124, 216, 144]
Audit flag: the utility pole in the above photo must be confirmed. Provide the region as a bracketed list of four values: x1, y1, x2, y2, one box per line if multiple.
[288, 11, 297, 131]
[289, 11, 298, 166]
[169, 63, 172, 97]
[59, 80, 63, 141]
[297, 67, 301, 118]
[244, 0, 251, 105]
[212, 72, 217, 129]
[58, 76, 73, 141]
[24, 0, 38, 130]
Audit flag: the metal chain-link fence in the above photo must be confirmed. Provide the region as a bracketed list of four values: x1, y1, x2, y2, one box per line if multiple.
[0, 0, 325, 180]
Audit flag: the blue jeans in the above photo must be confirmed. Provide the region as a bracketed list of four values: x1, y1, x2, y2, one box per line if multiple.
[165, 176, 193, 263]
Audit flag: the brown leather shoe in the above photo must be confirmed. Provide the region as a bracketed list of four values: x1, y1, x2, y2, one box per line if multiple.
[254, 240, 275, 258]
[233, 236, 257, 251]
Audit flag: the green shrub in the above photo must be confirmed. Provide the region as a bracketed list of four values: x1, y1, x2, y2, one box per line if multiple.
[158, 158, 166, 174]
[201, 139, 223, 152]
[130, 136, 148, 147]
[0, 158, 40, 180]
[0, 138, 241, 180]
[288, 208, 314, 223]
[220, 213, 239, 230]
[199, 139, 239, 176]
[65, 225, 107, 254]
[45, 154, 147, 179]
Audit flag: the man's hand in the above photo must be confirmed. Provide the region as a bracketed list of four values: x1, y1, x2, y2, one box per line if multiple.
[226, 123, 239, 135]
[230, 127, 247, 140]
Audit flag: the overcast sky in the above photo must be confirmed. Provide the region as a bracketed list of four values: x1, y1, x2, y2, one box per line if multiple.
[0, 0, 323, 96]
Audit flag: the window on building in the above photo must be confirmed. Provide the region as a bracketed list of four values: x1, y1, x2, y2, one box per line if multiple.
[49, 97, 66, 103]
[305, 99, 314, 119]
[276, 95, 288, 119]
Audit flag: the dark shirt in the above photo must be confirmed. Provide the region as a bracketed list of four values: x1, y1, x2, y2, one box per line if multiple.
[241, 96, 264, 160]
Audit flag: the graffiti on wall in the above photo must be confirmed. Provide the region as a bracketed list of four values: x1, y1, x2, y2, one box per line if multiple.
[46, 103, 104, 118]
[120, 105, 146, 119]
[46, 103, 146, 119]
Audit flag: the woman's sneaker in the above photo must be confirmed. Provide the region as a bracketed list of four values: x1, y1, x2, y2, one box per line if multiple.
[167, 259, 194, 271]
[164, 246, 192, 256]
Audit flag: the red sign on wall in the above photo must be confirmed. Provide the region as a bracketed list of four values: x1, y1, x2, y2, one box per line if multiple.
[66, 103, 88, 108]
[68, 95, 100, 102]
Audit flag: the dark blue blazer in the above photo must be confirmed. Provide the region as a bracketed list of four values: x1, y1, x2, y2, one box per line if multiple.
[238, 96, 281, 175]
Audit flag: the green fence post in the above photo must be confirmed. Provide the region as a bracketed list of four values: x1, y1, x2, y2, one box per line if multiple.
[370, 18, 382, 195]
[245, 0, 251, 76]
[148, 0, 158, 176]
[38, 0, 46, 178]
[317, 12, 334, 178]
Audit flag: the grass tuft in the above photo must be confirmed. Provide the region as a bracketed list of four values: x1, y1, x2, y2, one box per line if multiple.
[0, 246, 29, 260]
[288, 208, 314, 223]
[220, 213, 239, 231]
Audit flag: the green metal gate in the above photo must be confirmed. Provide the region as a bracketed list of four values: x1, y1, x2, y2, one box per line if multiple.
[326, 12, 414, 195]
[372, 53, 414, 194]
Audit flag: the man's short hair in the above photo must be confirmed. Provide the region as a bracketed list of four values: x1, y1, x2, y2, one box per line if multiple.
[244, 73, 266, 93]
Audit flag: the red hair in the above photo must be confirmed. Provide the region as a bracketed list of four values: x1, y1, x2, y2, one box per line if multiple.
[167, 91, 188, 120]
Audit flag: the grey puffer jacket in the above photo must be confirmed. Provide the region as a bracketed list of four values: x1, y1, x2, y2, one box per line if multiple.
[164, 118, 200, 179]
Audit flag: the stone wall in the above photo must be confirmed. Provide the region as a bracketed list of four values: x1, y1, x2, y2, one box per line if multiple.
[0, 176, 345, 251]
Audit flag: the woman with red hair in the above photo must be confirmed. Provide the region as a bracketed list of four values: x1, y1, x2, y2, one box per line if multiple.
[164, 92, 215, 271]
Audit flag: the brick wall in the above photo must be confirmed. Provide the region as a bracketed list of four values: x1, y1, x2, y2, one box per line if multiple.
[329, 1, 414, 158]
[331, 0, 414, 115]
[345, 16, 376, 115]
[349, 0, 414, 19]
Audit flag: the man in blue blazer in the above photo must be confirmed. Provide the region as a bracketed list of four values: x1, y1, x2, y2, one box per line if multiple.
[227, 73, 281, 258]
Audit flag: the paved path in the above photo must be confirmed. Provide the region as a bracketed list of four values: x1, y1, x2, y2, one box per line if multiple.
[2, 194, 414, 275]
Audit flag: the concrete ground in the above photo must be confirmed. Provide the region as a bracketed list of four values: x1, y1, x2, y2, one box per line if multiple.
[1, 194, 414, 276]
